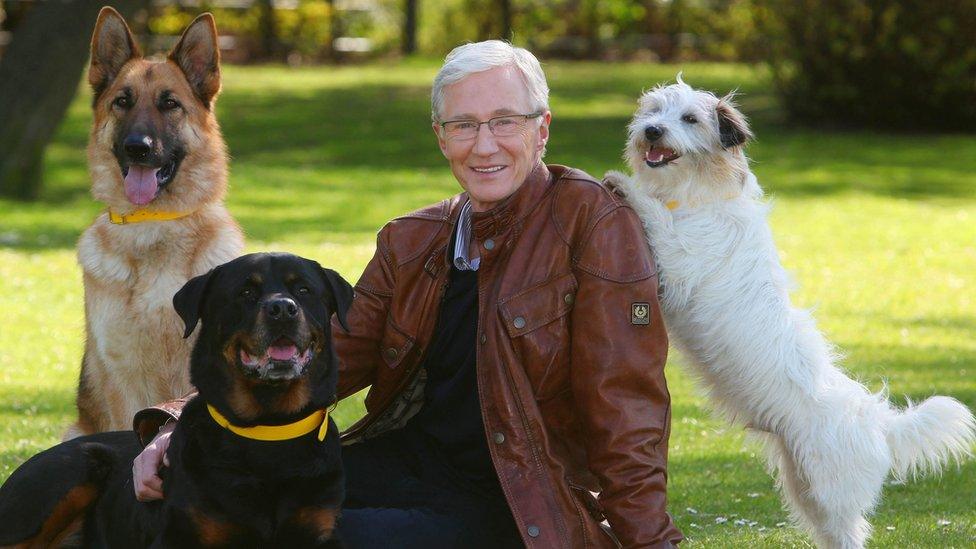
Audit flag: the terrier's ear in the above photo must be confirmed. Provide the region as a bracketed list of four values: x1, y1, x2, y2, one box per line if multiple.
[89, 7, 141, 98]
[173, 268, 219, 339]
[318, 266, 354, 332]
[717, 93, 753, 149]
[169, 13, 221, 107]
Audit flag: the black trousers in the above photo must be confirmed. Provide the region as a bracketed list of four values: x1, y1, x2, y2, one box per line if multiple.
[336, 427, 523, 549]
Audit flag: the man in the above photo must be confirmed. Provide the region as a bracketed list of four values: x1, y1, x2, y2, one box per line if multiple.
[133, 40, 682, 548]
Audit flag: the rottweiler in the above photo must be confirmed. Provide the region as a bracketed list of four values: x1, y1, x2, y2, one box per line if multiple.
[0, 253, 352, 547]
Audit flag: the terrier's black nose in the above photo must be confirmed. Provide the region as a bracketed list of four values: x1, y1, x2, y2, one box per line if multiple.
[265, 297, 299, 321]
[123, 134, 153, 160]
[645, 125, 665, 141]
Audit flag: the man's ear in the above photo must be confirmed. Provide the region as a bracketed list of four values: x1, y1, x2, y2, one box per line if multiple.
[717, 93, 753, 149]
[89, 6, 141, 98]
[173, 268, 218, 338]
[433, 122, 449, 158]
[318, 266, 354, 332]
[537, 110, 551, 154]
[168, 13, 221, 107]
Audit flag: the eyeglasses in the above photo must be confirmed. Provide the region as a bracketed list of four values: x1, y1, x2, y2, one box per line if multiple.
[439, 112, 543, 141]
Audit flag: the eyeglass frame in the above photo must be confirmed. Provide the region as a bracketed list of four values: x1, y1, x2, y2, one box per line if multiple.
[437, 111, 545, 140]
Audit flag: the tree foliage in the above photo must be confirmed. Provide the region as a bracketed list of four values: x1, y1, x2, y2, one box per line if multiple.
[754, 0, 976, 130]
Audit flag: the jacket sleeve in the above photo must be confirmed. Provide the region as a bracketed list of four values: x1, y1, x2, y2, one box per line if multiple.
[333, 227, 397, 400]
[132, 390, 196, 445]
[569, 204, 683, 548]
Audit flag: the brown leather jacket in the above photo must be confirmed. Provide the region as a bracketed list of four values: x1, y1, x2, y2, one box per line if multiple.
[135, 163, 682, 548]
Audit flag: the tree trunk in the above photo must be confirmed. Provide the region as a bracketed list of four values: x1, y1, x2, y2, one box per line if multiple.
[257, 0, 281, 61]
[498, 0, 511, 40]
[402, 0, 418, 55]
[327, 0, 343, 62]
[0, 0, 147, 200]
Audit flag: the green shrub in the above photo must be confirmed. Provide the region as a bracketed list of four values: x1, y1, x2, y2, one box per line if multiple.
[753, 0, 976, 130]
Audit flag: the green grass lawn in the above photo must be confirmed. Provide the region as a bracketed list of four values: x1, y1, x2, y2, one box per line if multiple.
[1, 61, 974, 547]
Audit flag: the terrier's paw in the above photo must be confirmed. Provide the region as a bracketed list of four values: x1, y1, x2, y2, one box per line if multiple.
[602, 170, 632, 198]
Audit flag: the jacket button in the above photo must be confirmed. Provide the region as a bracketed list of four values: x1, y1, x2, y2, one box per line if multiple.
[564, 293, 574, 305]
[384, 347, 398, 360]
[484, 238, 495, 250]
[480, 333, 487, 344]
[527, 525, 540, 538]
[513, 316, 526, 329]
[493, 432, 505, 444]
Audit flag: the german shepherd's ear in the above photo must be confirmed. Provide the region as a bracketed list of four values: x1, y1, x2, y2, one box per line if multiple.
[89, 7, 141, 98]
[318, 266, 354, 332]
[169, 13, 221, 107]
[173, 268, 219, 339]
[717, 92, 753, 149]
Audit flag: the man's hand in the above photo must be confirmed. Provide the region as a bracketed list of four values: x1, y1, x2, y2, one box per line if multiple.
[132, 422, 174, 501]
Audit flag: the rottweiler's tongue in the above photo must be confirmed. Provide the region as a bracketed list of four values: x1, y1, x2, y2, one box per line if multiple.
[124, 166, 160, 206]
[268, 339, 298, 361]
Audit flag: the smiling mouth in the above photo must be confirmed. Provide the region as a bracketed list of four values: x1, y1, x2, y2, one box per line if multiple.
[238, 336, 314, 381]
[119, 152, 183, 206]
[645, 147, 681, 168]
[471, 165, 505, 174]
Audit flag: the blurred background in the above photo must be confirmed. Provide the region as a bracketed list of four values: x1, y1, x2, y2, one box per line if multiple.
[2, 0, 975, 201]
[0, 1, 974, 546]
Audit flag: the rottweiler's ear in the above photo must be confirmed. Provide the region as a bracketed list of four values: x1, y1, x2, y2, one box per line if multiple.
[319, 266, 354, 332]
[173, 268, 218, 339]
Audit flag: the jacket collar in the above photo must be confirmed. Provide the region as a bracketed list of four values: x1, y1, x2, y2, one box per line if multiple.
[468, 162, 554, 240]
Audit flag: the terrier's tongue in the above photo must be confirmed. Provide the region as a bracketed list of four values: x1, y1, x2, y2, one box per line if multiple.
[124, 166, 160, 205]
[268, 344, 298, 361]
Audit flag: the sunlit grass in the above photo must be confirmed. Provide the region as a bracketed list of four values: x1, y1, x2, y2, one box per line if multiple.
[1, 61, 973, 547]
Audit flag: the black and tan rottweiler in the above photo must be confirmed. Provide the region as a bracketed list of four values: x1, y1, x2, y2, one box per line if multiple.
[0, 253, 352, 547]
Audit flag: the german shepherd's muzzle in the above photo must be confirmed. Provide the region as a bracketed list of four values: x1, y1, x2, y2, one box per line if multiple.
[0, 254, 353, 547]
[112, 119, 186, 206]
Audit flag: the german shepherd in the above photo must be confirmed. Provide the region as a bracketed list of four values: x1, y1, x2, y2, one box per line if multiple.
[0, 253, 351, 547]
[70, 8, 244, 437]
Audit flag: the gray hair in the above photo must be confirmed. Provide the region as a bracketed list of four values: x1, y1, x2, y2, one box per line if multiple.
[431, 40, 550, 121]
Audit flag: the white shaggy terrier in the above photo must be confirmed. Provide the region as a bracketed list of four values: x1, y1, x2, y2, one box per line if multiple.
[604, 78, 976, 549]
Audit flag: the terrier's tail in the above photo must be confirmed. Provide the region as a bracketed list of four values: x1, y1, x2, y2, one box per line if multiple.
[886, 396, 976, 480]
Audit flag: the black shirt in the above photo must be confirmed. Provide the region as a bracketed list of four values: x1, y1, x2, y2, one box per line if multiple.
[406, 254, 497, 493]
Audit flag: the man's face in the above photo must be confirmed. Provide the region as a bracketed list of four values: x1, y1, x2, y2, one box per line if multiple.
[434, 65, 551, 212]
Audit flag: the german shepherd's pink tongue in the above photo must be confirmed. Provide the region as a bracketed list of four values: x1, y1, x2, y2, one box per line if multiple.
[124, 166, 160, 205]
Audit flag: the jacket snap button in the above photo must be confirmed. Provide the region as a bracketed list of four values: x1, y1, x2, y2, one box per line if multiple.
[513, 316, 526, 329]
[484, 238, 495, 250]
[564, 293, 574, 305]
[527, 525, 540, 537]
[385, 347, 398, 360]
[480, 333, 487, 344]
[493, 432, 505, 444]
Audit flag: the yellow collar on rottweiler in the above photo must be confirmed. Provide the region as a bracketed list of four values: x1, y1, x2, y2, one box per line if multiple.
[108, 208, 193, 225]
[207, 404, 330, 442]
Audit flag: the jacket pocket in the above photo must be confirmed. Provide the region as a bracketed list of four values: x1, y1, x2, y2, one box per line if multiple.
[379, 317, 415, 369]
[568, 480, 606, 523]
[498, 272, 578, 400]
